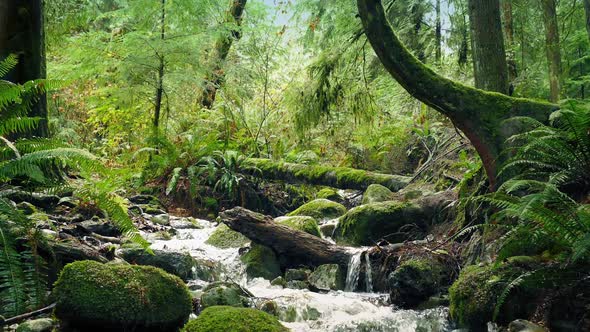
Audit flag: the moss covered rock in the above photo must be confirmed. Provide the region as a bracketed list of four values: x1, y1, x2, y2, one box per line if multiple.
[200, 282, 251, 308]
[275, 216, 322, 237]
[119, 248, 198, 281]
[308, 264, 345, 291]
[287, 199, 346, 221]
[53, 260, 192, 331]
[316, 188, 342, 201]
[388, 258, 444, 308]
[16, 318, 53, 332]
[449, 259, 542, 329]
[182, 306, 289, 332]
[206, 224, 250, 249]
[241, 244, 281, 280]
[333, 201, 426, 246]
[361, 184, 393, 204]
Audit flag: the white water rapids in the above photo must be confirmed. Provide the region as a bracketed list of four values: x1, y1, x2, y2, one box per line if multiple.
[148, 216, 453, 332]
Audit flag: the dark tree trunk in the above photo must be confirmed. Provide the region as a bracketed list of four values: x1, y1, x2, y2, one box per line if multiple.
[153, 0, 166, 129]
[467, 0, 509, 94]
[0, 0, 48, 138]
[541, 0, 561, 102]
[199, 0, 247, 109]
[584, 0, 590, 44]
[501, 0, 517, 84]
[435, 0, 441, 64]
[356, 0, 557, 189]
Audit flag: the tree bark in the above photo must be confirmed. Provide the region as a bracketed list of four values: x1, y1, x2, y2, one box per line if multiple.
[501, 0, 517, 84]
[467, 0, 509, 94]
[541, 0, 561, 102]
[153, 0, 166, 129]
[435, 0, 442, 64]
[356, 0, 558, 189]
[585, 0, 590, 44]
[199, 0, 248, 109]
[241, 158, 411, 191]
[0, 0, 48, 138]
[219, 207, 352, 268]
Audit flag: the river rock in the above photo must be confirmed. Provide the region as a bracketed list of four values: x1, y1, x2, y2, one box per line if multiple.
[181, 306, 288, 332]
[150, 213, 170, 226]
[388, 258, 445, 308]
[79, 219, 121, 237]
[271, 276, 287, 287]
[285, 268, 310, 281]
[205, 224, 250, 248]
[53, 260, 192, 331]
[170, 217, 203, 229]
[275, 216, 322, 237]
[241, 244, 281, 280]
[200, 282, 251, 308]
[16, 318, 54, 332]
[286, 280, 309, 290]
[119, 248, 209, 281]
[361, 184, 393, 204]
[287, 199, 347, 221]
[508, 320, 548, 332]
[308, 264, 345, 291]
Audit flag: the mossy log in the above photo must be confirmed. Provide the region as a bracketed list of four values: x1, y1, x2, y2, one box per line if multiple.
[357, 0, 559, 189]
[220, 207, 353, 267]
[241, 158, 411, 191]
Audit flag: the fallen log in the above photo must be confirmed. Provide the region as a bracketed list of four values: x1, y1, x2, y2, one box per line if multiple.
[220, 207, 353, 267]
[241, 158, 411, 192]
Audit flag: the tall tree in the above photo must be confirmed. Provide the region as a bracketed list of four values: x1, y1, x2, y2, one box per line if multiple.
[0, 0, 48, 137]
[501, 0, 517, 85]
[200, 0, 248, 109]
[153, 0, 166, 130]
[467, 0, 509, 94]
[357, 0, 557, 189]
[541, 0, 562, 102]
[435, 0, 442, 64]
[584, 0, 590, 43]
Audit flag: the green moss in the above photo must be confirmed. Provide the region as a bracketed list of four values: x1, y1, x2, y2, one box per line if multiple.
[388, 258, 443, 308]
[182, 306, 289, 332]
[449, 260, 540, 329]
[206, 224, 250, 249]
[287, 199, 346, 220]
[241, 244, 281, 280]
[53, 260, 192, 331]
[275, 216, 322, 237]
[201, 282, 250, 308]
[333, 201, 425, 246]
[316, 188, 340, 201]
[361, 184, 393, 204]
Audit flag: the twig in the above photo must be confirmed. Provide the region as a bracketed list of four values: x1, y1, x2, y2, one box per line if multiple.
[0, 303, 56, 327]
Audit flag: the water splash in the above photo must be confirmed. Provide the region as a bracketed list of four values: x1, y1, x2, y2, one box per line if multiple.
[364, 251, 373, 292]
[345, 251, 363, 292]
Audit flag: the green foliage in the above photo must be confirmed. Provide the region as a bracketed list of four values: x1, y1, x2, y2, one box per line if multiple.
[198, 150, 253, 203]
[53, 260, 192, 331]
[181, 306, 289, 332]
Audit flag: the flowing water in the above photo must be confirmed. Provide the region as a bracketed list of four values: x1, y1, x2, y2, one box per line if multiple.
[148, 216, 453, 332]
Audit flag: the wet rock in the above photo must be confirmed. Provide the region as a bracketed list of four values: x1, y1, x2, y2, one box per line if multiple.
[170, 217, 204, 229]
[241, 244, 281, 280]
[271, 276, 287, 287]
[16, 318, 54, 332]
[388, 258, 445, 308]
[319, 223, 336, 237]
[285, 268, 310, 281]
[308, 264, 345, 291]
[128, 194, 162, 206]
[508, 320, 547, 332]
[16, 201, 38, 215]
[4, 189, 60, 209]
[79, 219, 121, 237]
[119, 248, 208, 281]
[182, 306, 288, 332]
[286, 280, 309, 290]
[205, 224, 249, 249]
[361, 184, 393, 204]
[288, 199, 347, 221]
[275, 216, 322, 237]
[151, 214, 170, 226]
[53, 260, 192, 331]
[200, 282, 251, 308]
[316, 188, 343, 202]
[260, 300, 279, 316]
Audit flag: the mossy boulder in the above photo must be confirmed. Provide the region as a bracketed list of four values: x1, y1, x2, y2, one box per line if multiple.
[308, 264, 345, 291]
[316, 188, 342, 201]
[200, 282, 251, 308]
[332, 201, 427, 246]
[53, 260, 192, 331]
[388, 258, 444, 308]
[181, 306, 289, 332]
[275, 216, 322, 237]
[16, 318, 54, 332]
[449, 258, 542, 329]
[206, 224, 250, 249]
[241, 244, 281, 280]
[361, 184, 393, 204]
[119, 248, 204, 281]
[287, 199, 346, 221]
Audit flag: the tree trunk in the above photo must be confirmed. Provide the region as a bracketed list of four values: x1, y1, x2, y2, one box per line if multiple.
[435, 0, 442, 64]
[199, 0, 248, 109]
[501, 0, 517, 85]
[356, 0, 557, 189]
[0, 0, 48, 138]
[541, 0, 561, 102]
[241, 158, 411, 191]
[467, 0, 509, 94]
[153, 0, 166, 129]
[584, 0, 590, 44]
[219, 207, 352, 268]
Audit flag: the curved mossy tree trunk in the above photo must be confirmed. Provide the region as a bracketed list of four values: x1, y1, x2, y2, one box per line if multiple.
[356, 0, 558, 189]
[199, 0, 248, 109]
[0, 0, 48, 138]
[541, 0, 562, 103]
[467, 0, 509, 94]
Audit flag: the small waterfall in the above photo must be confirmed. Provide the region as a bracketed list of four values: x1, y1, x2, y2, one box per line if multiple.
[345, 251, 363, 292]
[364, 251, 373, 292]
